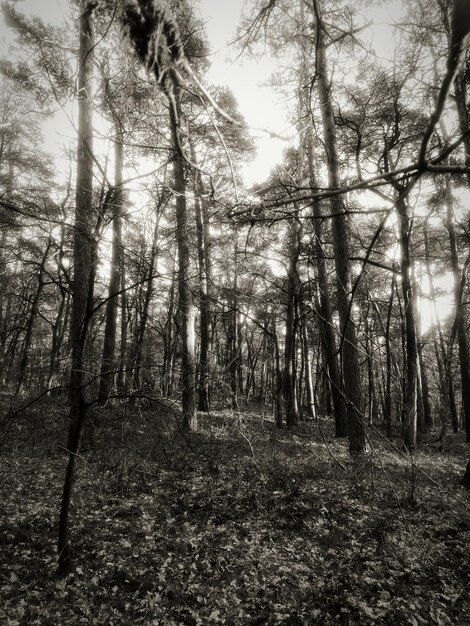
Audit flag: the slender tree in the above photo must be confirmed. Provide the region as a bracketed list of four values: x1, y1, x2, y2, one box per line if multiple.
[58, 0, 97, 575]
[98, 132, 124, 401]
[311, 0, 365, 453]
[169, 92, 197, 430]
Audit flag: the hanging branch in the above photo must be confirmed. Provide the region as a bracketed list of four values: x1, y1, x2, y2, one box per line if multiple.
[120, 0, 240, 125]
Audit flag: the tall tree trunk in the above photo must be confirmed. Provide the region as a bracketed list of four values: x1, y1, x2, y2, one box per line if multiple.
[454, 69, 470, 188]
[272, 311, 283, 427]
[58, 0, 96, 575]
[424, 222, 458, 431]
[16, 239, 52, 394]
[396, 195, 418, 449]
[229, 230, 240, 411]
[284, 220, 300, 428]
[299, 0, 345, 432]
[98, 131, 124, 401]
[190, 140, 212, 413]
[0, 162, 14, 352]
[444, 176, 470, 442]
[259, 324, 268, 404]
[303, 94, 347, 433]
[162, 257, 176, 398]
[446, 68, 470, 465]
[312, 0, 365, 453]
[302, 322, 316, 419]
[131, 195, 165, 392]
[0, 224, 9, 378]
[169, 93, 196, 431]
[384, 275, 395, 438]
[117, 245, 128, 394]
[362, 295, 376, 426]
[308, 181, 347, 434]
[418, 338, 433, 430]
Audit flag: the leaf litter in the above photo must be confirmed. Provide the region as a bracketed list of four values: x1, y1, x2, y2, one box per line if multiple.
[0, 400, 469, 624]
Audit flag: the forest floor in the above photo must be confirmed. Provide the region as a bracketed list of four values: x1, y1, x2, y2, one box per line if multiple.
[0, 398, 469, 625]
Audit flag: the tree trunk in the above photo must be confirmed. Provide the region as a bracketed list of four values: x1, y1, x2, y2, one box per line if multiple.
[444, 176, 470, 442]
[131, 194, 166, 392]
[449, 70, 470, 465]
[98, 131, 124, 401]
[299, 0, 346, 433]
[304, 98, 347, 433]
[190, 140, 212, 413]
[284, 220, 300, 428]
[302, 323, 316, 419]
[169, 93, 196, 431]
[58, 0, 96, 575]
[312, 0, 365, 453]
[396, 195, 418, 450]
[162, 258, 176, 398]
[308, 184, 347, 435]
[363, 295, 379, 426]
[16, 239, 52, 394]
[454, 70, 470, 188]
[272, 311, 283, 427]
[117, 247, 127, 394]
[229, 230, 240, 411]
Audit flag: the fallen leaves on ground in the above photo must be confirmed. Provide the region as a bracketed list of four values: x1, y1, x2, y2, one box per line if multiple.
[0, 401, 469, 624]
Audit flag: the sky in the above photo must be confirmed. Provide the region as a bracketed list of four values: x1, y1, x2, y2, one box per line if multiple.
[0, 0, 457, 329]
[197, 0, 288, 184]
[197, 0, 407, 184]
[0, 0, 287, 185]
[0, 0, 407, 185]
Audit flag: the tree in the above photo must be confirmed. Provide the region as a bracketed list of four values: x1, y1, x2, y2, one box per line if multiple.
[121, 0, 202, 430]
[310, 0, 366, 453]
[169, 92, 197, 430]
[58, 0, 97, 575]
[98, 134, 124, 401]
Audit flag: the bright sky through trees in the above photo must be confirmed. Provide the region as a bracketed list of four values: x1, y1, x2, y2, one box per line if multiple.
[0, 0, 461, 332]
[0, 0, 407, 186]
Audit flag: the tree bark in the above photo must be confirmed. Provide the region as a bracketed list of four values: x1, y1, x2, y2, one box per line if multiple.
[272, 311, 283, 427]
[444, 176, 470, 442]
[131, 193, 166, 392]
[384, 279, 395, 438]
[190, 139, 212, 413]
[98, 131, 124, 401]
[424, 222, 459, 432]
[284, 220, 300, 428]
[58, 0, 96, 575]
[396, 195, 418, 449]
[161, 255, 177, 398]
[312, 0, 365, 453]
[307, 159, 347, 434]
[16, 239, 52, 394]
[302, 323, 316, 419]
[229, 230, 240, 411]
[169, 92, 196, 431]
